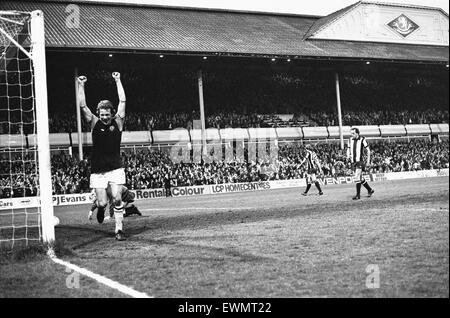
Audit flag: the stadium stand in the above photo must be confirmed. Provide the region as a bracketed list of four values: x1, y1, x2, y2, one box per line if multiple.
[190, 128, 221, 143]
[1, 138, 448, 198]
[1, 0, 448, 199]
[152, 129, 190, 144]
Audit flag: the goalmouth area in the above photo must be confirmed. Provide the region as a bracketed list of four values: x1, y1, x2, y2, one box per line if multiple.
[1, 176, 448, 298]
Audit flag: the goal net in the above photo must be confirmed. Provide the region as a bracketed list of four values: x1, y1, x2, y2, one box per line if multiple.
[0, 10, 54, 250]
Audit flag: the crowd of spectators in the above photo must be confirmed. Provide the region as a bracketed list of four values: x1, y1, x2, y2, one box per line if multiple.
[51, 151, 90, 195]
[1, 67, 449, 196]
[2, 64, 448, 134]
[1, 138, 448, 198]
[369, 138, 449, 173]
[0, 152, 37, 198]
[4, 66, 444, 134]
[309, 109, 449, 127]
[0, 150, 90, 198]
[37, 107, 448, 134]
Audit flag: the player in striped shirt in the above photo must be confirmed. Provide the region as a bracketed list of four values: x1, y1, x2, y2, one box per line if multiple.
[348, 128, 375, 200]
[300, 145, 324, 196]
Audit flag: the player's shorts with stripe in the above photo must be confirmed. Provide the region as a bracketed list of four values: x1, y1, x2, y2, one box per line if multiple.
[90, 167, 125, 189]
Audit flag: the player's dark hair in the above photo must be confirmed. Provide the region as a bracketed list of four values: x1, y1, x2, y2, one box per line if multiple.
[97, 100, 115, 115]
[351, 127, 360, 135]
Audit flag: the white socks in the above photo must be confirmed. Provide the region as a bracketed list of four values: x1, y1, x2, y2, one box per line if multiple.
[114, 204, 124, 233]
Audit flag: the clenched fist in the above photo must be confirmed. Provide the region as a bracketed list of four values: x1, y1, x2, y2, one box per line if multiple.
[112, 72, 121, 80]
[77, 75, 87, 85]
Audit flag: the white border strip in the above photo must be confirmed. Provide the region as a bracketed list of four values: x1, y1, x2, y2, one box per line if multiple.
[50, 256, 152, 298]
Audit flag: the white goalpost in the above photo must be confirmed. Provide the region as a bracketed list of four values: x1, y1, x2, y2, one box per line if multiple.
[0, 10, 55, 249]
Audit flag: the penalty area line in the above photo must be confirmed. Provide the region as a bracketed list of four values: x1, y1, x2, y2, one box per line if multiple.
[50, 256, 152, 298]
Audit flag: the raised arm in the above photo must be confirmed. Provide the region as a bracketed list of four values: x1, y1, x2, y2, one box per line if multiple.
[112, 72, 126, 119]
[77, 76, 96, 125]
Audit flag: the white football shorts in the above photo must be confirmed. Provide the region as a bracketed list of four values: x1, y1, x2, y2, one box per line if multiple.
[90, 168, 126, 189]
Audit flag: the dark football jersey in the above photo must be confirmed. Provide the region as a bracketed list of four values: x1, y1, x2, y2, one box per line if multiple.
[91, 118, 122, 173]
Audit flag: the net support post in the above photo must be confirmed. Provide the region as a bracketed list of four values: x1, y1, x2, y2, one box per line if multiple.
[31, 10, 55, 244]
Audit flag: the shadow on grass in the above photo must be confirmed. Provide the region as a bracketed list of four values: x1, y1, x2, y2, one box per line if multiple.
[0, 240, 74, 264]
[56, 224, 115, 250]
[54, 192, 447, 255]
[130, 236, 273, 262]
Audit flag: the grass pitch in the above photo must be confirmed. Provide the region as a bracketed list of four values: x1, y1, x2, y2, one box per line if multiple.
[1, 177, 448, 298]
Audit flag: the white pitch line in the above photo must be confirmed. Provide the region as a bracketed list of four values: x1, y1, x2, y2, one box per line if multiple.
[50, 256, 152, 298]
[141, 207, 258, 211]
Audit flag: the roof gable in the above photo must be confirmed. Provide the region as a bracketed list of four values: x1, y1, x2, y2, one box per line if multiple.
[0, 0, 448, 62]
[307, 1, 449, 46]
[304, 1, 361, 39]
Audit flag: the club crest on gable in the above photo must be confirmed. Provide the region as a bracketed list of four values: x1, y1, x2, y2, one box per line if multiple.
[387, 14, 419, 37]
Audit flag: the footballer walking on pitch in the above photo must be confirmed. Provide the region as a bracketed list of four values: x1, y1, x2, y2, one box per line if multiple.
[77, 72, 127, 241]
[348, 127, 375, 200]
[300, 145, 324, 196]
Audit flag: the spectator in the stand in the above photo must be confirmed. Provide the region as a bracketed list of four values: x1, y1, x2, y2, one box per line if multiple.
[0, 139, 448, 199]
